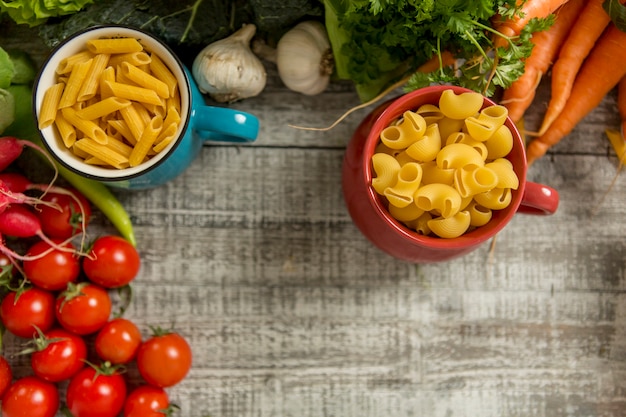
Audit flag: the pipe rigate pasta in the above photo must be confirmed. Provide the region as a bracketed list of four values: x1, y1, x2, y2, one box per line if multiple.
[415, 183, 462, 219]
[420, 161, 455, 186]
[465, 116, 498, 142]
[483, 124, 514, 159]
[466, 201, 492, 227]
[438, 117, 466, 142]
[380, 111, 427, 149]
[415, 104, 444, 125]
[453, 164, 498, 198]
[404, 211, 432, 236]
[427, 211, 471, 238]
[395, 151, 418, 166]
[473, 187, 512, 210]
[371, 153, 401, 195]
[436, 143, 484, 170]
[485, 159, 519, 189]
[405, 123, 441, 162]
[445, 132, 488, 161]
[383, 162, 423, 208]
[389, 201, 424, 222]
[478, 105, 508, 128]
[439, 89, 483, 120]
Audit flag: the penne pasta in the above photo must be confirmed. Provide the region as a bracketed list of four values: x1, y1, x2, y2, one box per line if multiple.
[61, 107, 108, 145]
[104, 80, 163, 106]
[74, 137, 129, 169]
[38, 83, 65, 129]
[120, 62, 169, 98]
[86, 38, 143, 54]
[75, 97, 132, 120]
[77, 53, 111, 102]
[54, 110, 77, 148]
[149, 53, 178, 97]
[108, 51, 151, 68]
[56, 51, 93, 75]
[58, 59, 94, 108]
[129, 117, 162, 167]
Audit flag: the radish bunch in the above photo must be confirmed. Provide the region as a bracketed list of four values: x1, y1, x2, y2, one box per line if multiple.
[0, 136, 89, 272]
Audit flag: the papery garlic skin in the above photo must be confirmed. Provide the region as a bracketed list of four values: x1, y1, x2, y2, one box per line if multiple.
[276, 21, 334, 96]
[192, 24, 267, 103]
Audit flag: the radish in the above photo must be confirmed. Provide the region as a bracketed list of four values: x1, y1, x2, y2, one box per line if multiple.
[0, 173, 90, 250]
[0, 136, 59, 188]
[0, 205, 81, 260]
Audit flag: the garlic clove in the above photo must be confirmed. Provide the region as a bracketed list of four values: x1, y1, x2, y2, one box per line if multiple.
[192, 24, 267, 103]
[276, 20, 334, 96]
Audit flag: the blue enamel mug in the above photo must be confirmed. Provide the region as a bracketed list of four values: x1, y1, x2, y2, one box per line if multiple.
[34, 25, 259, 190]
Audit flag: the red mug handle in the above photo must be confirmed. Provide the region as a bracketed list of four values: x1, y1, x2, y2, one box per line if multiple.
[518, 181, 559, 215]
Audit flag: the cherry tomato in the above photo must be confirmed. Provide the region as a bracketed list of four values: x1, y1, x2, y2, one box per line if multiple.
[0, 355, 12, 398]
[136, 331, 192, 387]
[0, 287, 56, 338]
[95, 318, 142, 364]
[123, 385, 170, 417]
[66, 364, 127, 417]
[1, 376, 59, 417]
[31, 328, 87, 382]
[38, 189, 91, 239]
[23, 239, 80, 290]
[83, 235, 140, 288]
[55, 283, 112, 335]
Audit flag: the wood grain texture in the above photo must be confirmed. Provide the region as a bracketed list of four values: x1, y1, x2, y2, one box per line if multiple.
[2, 20, 626, 417]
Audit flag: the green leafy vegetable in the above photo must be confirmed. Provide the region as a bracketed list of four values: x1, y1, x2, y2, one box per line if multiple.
[0, 0, 95, 27]
[604, 0, 626, 31]
[38, 0, 323, 66]
[0, 47, 14, 89]
[324, 0, 553, 102]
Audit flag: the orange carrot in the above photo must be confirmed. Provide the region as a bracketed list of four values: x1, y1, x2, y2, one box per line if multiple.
[526, 24, 626, 165]
[500, 0, 584, 123]
[493, 0, 570, 48]
[538, 0, 616, 135]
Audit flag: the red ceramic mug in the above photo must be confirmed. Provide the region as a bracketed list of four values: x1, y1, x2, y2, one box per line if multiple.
[342, 85, 559, 263]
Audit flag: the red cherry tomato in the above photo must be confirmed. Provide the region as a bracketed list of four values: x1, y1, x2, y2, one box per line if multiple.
[83, 235, 140, 288]
[66, 365, 127, 417]
[95, 318, 142, 364]
[1, 376, 59, 417]
[55, 283, 112, 335]
[0, 287, 56, 338]
[0, 355, 12, 398]
[23, 239, 81, 290]
[31, 328, 87, 382]
[123, 385, 170, 417]
[136, 331, 192, 387]
[38, 189, 91, 239]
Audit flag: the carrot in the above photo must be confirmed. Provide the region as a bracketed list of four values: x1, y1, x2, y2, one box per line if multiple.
[499, 0, 584, 123]
[537, 0, 616, 135]
[526, 24, 626, 165]
[493, 0, 570, 48]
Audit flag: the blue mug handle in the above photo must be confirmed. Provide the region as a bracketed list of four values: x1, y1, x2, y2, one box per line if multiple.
[186, 66, 260, 143]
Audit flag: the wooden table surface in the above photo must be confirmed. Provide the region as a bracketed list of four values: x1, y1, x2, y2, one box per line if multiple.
[2, 21, 626, 417]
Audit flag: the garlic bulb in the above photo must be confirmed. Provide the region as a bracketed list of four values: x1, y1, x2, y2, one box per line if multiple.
[276, 21, 334, 96]
[192, 24, 267, 103]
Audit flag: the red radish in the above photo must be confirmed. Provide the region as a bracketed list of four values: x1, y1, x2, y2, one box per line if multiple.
[0, 136, 59, 191]
[0, 180, 59, 214]
[0, 205, 79, 258]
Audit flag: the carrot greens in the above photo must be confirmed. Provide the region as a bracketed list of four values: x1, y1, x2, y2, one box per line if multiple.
[324, 0, 553, 102]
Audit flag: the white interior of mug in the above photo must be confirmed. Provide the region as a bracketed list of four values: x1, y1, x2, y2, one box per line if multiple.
[34, 25, 190, 180]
